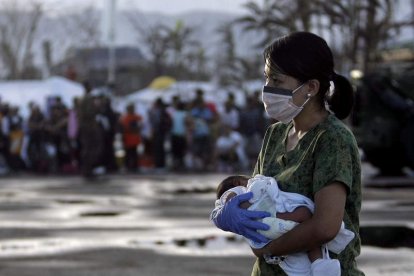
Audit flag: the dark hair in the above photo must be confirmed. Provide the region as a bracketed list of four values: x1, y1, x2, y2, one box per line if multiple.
[82, 80, 92, 93]
[263, 31, 354, 120]
[216, 175, 249, 199]
[126, 103, 135, 112]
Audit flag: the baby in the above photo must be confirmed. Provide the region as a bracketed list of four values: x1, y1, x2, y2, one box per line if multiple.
[214, 174, 355, 276]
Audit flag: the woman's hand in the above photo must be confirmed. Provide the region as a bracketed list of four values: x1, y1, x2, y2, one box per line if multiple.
[212, 192, 271, 243]
[251, 245, 267, 257]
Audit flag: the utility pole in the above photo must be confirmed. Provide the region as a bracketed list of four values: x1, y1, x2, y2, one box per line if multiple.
[412, 0, 414, 41]
[105, 0, 117, 85]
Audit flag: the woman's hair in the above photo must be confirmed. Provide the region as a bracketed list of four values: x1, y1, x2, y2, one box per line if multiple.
[263, 31, 354, 120]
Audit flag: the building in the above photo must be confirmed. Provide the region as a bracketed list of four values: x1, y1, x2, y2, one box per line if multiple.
[52, 46, 150, 95]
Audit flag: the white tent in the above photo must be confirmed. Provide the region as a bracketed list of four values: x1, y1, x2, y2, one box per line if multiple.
[117, 81, 247, 112]
[125, 81, 216, 104]
[0, 76, 85, 117]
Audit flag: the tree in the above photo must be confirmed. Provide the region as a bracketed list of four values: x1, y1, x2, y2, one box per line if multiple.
[316, 0, 363, 72]
[320, 0, 414, 73]
[127, 10, 205, 80]
[166, 20, 199, 71]
[126, 11, 170, 77]
[0, 0, 43, 79]
[236, 0, 413, 73]
[359, 0, 412, 72]
[59, 5, 101, 49]
[214, 22, 262, 89]
[182, 43, 208, 80]
[215, 22, 242, 86]
[235, 0, 318, 48]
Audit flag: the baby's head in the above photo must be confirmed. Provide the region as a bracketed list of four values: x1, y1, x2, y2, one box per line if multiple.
[216, 175, 249, 199]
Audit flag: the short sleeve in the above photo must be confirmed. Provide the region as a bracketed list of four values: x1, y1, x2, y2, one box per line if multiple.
[312, 129, 354, 195]
[253, 123, 284, 177]
[253, 126, 272, 176]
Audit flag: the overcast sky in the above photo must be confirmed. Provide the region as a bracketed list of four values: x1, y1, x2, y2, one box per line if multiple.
[42, 0, 251, 15]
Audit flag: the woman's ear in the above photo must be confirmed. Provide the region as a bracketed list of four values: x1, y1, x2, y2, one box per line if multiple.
[307, 79, 320, 97]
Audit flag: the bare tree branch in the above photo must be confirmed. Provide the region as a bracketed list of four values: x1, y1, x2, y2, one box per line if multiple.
[0, 0, 43, 79]
[59, 5, 101, 48]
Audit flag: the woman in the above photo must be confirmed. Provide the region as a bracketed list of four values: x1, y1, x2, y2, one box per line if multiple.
[211, 31, 364, 275]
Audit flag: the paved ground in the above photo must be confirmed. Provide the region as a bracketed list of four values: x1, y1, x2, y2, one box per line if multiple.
[0, 165, 413, 276]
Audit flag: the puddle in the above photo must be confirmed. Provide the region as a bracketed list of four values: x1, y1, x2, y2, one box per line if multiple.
[0, 234, 249, 258]
[56, 199, 93, 205]
[0, 238, 105, 258]
[0, 203, 45, 211]
[394, 201, 414, 207]
[1, 226, 413, 259]
[129, 235, 251, 256]
[129, 226, 414, 257]
[0, 192, 16, 197]
[172, 187, 215, 195]
[3, 259, 93, 268]
[79, 211, 124, 217]
[360, 226, 414, 248]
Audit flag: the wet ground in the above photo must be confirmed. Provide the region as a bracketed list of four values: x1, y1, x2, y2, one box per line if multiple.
[0, 165, 413, 276]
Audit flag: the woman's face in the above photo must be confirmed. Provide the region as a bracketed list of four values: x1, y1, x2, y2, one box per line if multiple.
[264, 60, 308, 107]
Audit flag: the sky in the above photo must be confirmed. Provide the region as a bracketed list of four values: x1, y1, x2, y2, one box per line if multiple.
[42, 0, 251, 15]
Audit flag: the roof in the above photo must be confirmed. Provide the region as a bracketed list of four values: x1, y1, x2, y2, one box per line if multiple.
[68, 46, 145, 69]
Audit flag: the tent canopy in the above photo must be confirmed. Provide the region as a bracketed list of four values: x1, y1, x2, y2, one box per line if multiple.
[0, 76, 85, 117]
[148, 76, 176, 90]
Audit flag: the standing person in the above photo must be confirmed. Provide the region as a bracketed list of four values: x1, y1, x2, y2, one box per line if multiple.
[239, 94, 267, 168]
[191, 89, 219, 170]
[190, 98, 213, 170]
[220, 99, 240, 131]
[101, 96, 119, 173]
[27, 105, 48, 173]
[120, 103, 142, 173]
[78, 81, 103, 179]
[67, 97, 80, 172]
[95, 96, 118, 173]
[220, 93, 240, 131]
[0, 104, 11, 171]
[214, 124, 248, 172]
[8, 107, 26, 171]
[169, 100, 189, 171]
[46, 105, 70, 173]
[148, 98, 171, 171]
[211, 31, 364, 275]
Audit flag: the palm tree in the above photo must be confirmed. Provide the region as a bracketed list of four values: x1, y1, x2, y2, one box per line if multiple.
[320, 0, 412, 73]
[164, 20, 199, 75]
[215, 22, 242, 86]
[127, 11, 170, 76]
[183, 43, 208, 80]
[235, 0, 318, 47]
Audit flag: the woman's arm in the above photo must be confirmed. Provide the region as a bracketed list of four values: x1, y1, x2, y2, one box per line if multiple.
[276, 206, 312, 223]
[252, 182, 347, 257]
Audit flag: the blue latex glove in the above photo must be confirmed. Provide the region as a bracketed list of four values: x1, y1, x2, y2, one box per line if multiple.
[212, 192, 271, 243]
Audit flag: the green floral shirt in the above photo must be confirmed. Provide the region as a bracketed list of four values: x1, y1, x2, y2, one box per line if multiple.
[251, 114, 364, 276]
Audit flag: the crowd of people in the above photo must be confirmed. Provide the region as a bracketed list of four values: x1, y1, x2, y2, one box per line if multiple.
[0, 82, 271, 177]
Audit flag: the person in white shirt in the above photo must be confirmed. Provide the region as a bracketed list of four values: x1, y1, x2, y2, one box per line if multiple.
[215, 124, 248, 171]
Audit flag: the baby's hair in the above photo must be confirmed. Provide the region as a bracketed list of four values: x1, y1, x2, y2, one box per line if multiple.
[216, 175, 249, 199]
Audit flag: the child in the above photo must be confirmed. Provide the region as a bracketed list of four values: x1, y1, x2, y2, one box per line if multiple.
[213, 174, 355, 276]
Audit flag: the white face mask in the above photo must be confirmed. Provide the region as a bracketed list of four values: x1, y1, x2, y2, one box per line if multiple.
[262, 83, 309, 124]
